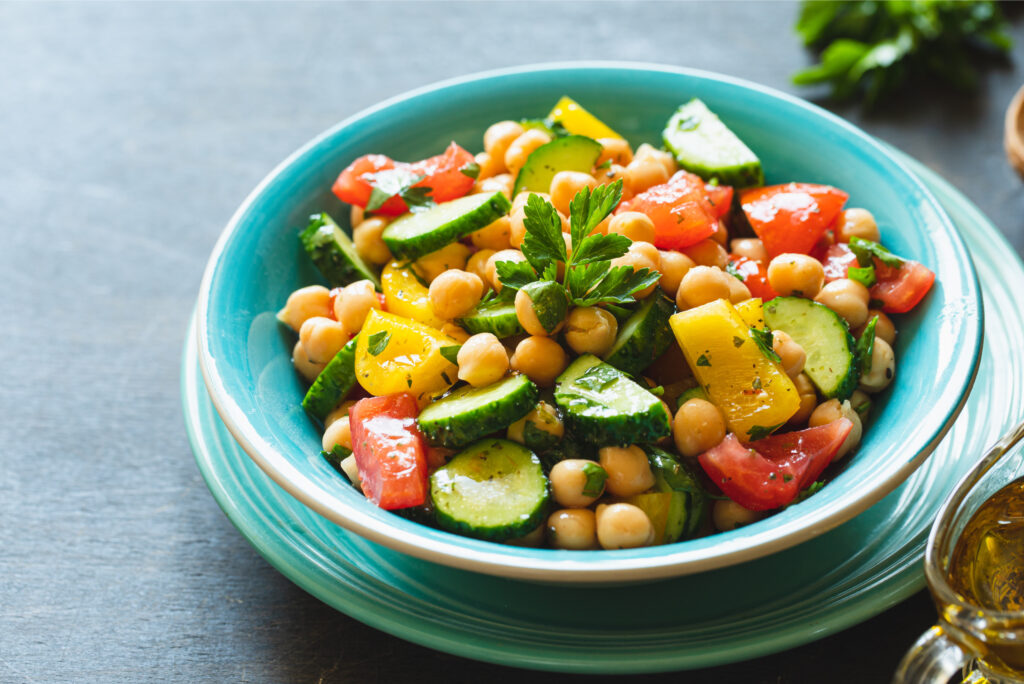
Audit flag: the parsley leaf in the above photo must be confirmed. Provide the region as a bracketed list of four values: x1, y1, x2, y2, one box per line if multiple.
[367, 330, 391, 356]
[725, 260, 745, 281]
[580, 461, 609, 498]
[520, 193, 567, 277]
[849, 236, 903, 269]
[459, 160, 480, 179]
[439, 345, 462, 365]
[696, 354, 711, 367]
[747, 423, 783, 441]
[855, 315, 878, 376]
[749, 327, 782, 364]
[364, 168, 432, 212]
[569, 265, 660, 307]
[495, 259, 537, 291]
[848, 264, 877, 288]
[569, 181, 623, 250]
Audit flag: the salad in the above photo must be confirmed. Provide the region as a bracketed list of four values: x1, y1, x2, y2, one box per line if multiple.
[275, 96, 934, 551]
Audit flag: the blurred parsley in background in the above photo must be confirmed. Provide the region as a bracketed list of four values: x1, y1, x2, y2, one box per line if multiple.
[793, 1, 1013, 105]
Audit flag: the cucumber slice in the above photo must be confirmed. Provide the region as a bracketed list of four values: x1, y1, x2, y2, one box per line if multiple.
[554, 354, 672, 446]
[418, 374, 539, 448]
[662, 99, 764, 189]
[457, 298, 524, 338]
[763, 296, 858, 400]
[300, 213, 381, 289]
[512, 135, 603, 197]
[430, 438, 550, 541]
[381, 192, 511, 261]
[602, 294, 676, 376]
[302, 335, 359, 422]
[645, 446, 707, 540]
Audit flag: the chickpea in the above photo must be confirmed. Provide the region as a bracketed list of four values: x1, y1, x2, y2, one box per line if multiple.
[788, 373, 818, 426]
[597, 163, 633, 201]
[324, 400, 356, 428]
[333, 279, 381, 333]
[814, 278, 870, 329]
[474, 151, 504, 180]
[485, 249, 526, 292]
[474, 173, 514, 200]
[507, 401, 564, 447]
[550, 171, 597, 215]
[352, 216, 392, 266]
[609, 211, 656, 243]
[292, 340, 326, 383]
[550, 459, 607, 508]
[682, 239, 729, 269]
[350, 205, 365, 228]
[657, 250, 695, 298]
[624, 157, 669, 195]
[809, 398, 863, 460]
[767, 253, 825, 298]
[440, 322, 470, 344]
[835, 208, 881, 244]
[277, 284, 332, 332]
[322, 416, 352, 452]
[857, 309, 896, 346]
[772, 330, 806, 378]
[339, 454, 361, 491]
[470, 215, 513, 251]
[510, 335, 568, 387]
[710, 220, 729, 247]
[713, 499, 762, 532]
[676, 265, 733, 309]
[456, 333, 508, 387]
[727, 275, 751, 303]
[596, 137, 633, 167]
[564, 306, 618, 356]
[514, 288, 564, 336]
[505, 129, 551, 177]
[635, 143, 676, 175]
[599, 446, 655, 497]
[673, 398, 726, 458]
[849, 389, 872, 421]
[484, 120, 525, 162]
[512, 190, 550, 214]
[299, 316, 349, 364]
[412, 242, 471, 284]
[466, 249, 495, 286]
[547, 509, 599, 550]
[429, 270, 484, 319]
[859, 338, 895, 393]
[730, 238, 768, 263]
[611, 241, 661, 298]
[595, 503, 655, 550]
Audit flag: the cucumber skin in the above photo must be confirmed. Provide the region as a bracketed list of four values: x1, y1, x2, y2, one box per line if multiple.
[457, 300, 524, 338]
[381, 192, 511, 261]
[300, 213, 381, 289]
[554, 355, 672, 447]
[764, 296, 859, 400]
[662, 99, 764, 189]
[302, 336, 359, 422]
[512, 135, 603, 197]
[645, 446, 707, 540]
[430, 439, 550, 541]
[602, 294, 676, 377]
[417, 375, 539, 448]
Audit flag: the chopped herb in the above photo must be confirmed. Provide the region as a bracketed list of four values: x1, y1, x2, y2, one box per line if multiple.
[364, 167, 434, 212]
[752, 377, 763, 391]
[367, 330, 391, 356]
[769, 472, 777, 480]
[439, 345, 462, 365]
[696, 354, 711, 367]
[580, 462, 609, 497]
[459, 160, 480, 179]
[855, 315, 878, 376]
[595, 158, 612, 171]
[648, 385, 665, 397]
[783, 473, 794, 483]
[440, 371, 452, 385]
[725, 260, 745, 281]
[732, 336, 746, 348]
[406, 377, 413, 388]
[749, 327, 782, 364]
[849, 236, 903, 269]
[747, 422, 783, 441]
[848, 264, 877, 288]
[575, 364, 621, 392]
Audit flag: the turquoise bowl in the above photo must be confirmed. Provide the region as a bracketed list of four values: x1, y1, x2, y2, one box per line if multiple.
[196, 63, 982, 583]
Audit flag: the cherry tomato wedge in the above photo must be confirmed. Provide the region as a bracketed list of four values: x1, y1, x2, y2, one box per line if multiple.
[349, 393, 429, 510]
[332, 142, 476, 216]
[740, 183, 849, 259]
[728, 256, 777, 301]
[618, 171, 723, 250]
[698, 418, 853, 511]
[871, 259, 935, 314]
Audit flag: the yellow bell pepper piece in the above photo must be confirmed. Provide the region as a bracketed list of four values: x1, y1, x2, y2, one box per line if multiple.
[355, 309, 458, 403]
[381, 260, 446, 329]
[669, 299, 799, 442]
[547, 96, 623, 140]
[735, 298, 765, 330]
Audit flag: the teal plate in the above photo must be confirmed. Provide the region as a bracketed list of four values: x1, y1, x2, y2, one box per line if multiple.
[183, 154, 1024, 674]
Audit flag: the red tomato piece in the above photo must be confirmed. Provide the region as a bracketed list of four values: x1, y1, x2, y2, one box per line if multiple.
[740, 183, 849, 259]
[617, 171, 721, 250]
[728, 256, 777, 301]
[822, 243, 858, 282]
[705, 182, 733, 219]
[698, 419, 854, 511]
[349, 393, 429, 510]
[871, 259, 935, 314]
[331, 143, 476, 216]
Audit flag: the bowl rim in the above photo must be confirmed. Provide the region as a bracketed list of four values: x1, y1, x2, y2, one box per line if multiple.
[195, 61, 983, 583]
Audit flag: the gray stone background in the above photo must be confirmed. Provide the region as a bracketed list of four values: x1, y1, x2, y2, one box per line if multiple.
[3, 2, 1022, 682]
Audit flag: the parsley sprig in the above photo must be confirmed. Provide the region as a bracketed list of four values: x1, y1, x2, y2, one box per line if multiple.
[495, 180, 661, 306]
[365, 167, 435, 213]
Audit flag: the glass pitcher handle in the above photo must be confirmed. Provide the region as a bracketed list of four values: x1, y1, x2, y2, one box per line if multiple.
[893, 626, 968, 683]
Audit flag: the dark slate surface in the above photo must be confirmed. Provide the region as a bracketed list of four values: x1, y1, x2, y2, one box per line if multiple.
[2, 2, 1022, 682]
